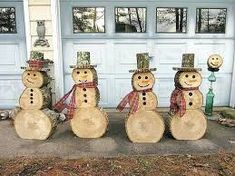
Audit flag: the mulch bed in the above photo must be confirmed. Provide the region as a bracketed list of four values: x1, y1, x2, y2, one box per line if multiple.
[0, 151, 234, 176]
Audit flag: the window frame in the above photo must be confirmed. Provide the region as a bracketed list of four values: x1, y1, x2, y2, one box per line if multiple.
[156, 7, 188, 34]
[114, 6, 147, 33]
[195, 7, 227, 34]
[72, 6, 106, 34]
[0, 6, 17, 34]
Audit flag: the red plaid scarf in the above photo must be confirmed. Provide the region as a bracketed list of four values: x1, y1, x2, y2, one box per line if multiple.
[117, 88, 152, 114]
[169, 86, 199, 117]
[53, 82, 97, 119]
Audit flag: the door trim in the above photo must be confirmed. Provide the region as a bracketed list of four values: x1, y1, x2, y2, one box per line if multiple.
[51, 0, 64, 100]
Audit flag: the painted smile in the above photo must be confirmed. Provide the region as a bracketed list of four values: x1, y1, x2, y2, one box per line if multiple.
[26, 79, 34, 84]
[138, 83, 150, 88]
[184, 82, 192, 86]
[211, 62, 219, 66]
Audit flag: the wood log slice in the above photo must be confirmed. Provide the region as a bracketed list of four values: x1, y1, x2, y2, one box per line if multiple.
[126, 110, 165, 143]
[22, 70, 50, 88]
[14, 109, 60, 140]
[70, 107, 108, 138]
[170, 110, 207, 140]
[183, 90, 203, 110]
[19, 87, 51, 110]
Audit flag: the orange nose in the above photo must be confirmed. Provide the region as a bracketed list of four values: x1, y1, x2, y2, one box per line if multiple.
[141, 80, 149, 84]
[189, 79, 197, 83]
[82, 75, 88, 79]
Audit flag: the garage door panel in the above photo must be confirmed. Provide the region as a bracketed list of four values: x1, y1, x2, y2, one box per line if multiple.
[98, 78, 109, 106]
[0, 77, 24, 108]
[114, 42, 148, 73]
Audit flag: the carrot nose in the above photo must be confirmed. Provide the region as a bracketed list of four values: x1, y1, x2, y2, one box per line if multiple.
[189, 79, 197, 83]
[141, 80, 149, 84]
[82, 75, 88, 79]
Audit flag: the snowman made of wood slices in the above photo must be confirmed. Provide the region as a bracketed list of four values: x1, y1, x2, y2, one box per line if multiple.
[14, 51, 61, 140]
[117, 53, 165, 143]
[169, 53, 207, 140]
[54, 51, 108, 138]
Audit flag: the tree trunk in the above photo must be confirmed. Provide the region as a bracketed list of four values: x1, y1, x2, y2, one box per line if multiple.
[175, 8, 179, 32]
[70, 107, 108, 138]
[14, 109, 60, 140]
[19, 86, 52, 110]
[126, 110, 165, 143]
[135, 8, 142, 32]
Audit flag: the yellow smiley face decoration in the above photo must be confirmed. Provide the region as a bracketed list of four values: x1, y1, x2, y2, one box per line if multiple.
[207, 54, 223, 69]
[132, 71, 155, 91]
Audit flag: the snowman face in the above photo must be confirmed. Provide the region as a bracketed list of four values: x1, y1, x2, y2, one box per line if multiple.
[207, 54, 223, 69]
[22, 70, 44, 88]
[72, 68, 96, 83]
[177, 71, 202, 88]
[132, 71, 155, 91]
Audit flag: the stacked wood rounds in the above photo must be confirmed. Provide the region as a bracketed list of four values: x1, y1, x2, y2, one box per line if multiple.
[14, 51, 60, 140]
[125, 71, 165, 143]
[70, 67, 108, 138]
[169, 54, 207, 140]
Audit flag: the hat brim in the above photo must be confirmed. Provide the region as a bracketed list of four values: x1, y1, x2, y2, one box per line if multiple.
[129, 68, 157, 73]
[21, 67, 50, 71]
[173, 67, 202, 71]
[70, 65, 97, 69]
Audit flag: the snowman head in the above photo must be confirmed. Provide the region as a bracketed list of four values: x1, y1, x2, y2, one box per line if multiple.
[22, 70, 46, 88]
[207, 54, 223, 69]
[132, 71, 155, 91]
[175, 71, 202, 88]
[72, 68, 98, 84]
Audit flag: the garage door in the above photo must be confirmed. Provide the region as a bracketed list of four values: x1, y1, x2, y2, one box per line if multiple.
[60, 0, 235, 107]
[0, 0, 27, 108]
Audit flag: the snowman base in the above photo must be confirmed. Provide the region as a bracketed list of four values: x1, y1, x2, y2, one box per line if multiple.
[14, 109, 60, 140]
[70, 107, 108, 138]
[170, 110, 207, 140]
[126, 110, 165, 143]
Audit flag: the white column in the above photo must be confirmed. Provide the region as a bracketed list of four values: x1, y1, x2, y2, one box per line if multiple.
[23, 0, 31, 59]
[51, 0, 64, 100]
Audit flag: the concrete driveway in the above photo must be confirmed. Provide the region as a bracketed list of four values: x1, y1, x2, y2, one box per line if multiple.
[0, 112, 234, 159]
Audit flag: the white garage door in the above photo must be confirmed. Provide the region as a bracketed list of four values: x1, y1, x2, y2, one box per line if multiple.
[0, 0, 26, 108]
[60, 0, 235, 107]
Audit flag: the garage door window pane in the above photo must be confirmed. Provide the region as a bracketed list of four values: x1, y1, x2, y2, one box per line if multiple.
[115, 7, 146, 33]
[196, 8, 227, 33]
[156, 8, 187, 33]
[0, 7, 16, 33]
[73, 7, 105, 33]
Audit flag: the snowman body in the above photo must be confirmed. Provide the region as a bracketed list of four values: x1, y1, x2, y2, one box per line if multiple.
[14, 70, 59, 140]
[169, 71, 207, 140]
[125, 71, 164, 143]
[70, 68, 108, 138]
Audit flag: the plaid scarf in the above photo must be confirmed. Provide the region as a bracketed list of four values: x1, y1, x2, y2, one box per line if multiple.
[169, 86, 199, 117]
[117, 88, 152, 114]
[53, 82, 97, 119]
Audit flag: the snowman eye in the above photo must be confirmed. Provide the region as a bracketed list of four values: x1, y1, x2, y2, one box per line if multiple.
[216, 58, 219, 60]
[192, 75, 196, 79]
[77, 71, 80, 74]
[84, 71, 87, 74]
[33, 74, 36, 77]
[145, 76, 148, 79]
[212, 58, 215, 60]
[185, 74, 189, 78]
[138, 76, 141, 79]
[27, 73, 30, 76]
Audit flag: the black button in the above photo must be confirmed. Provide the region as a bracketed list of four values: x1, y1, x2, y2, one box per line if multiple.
[84, 94, 87, 97]
[189, 92, 193, 96]
[30, 93, 33, 96]
[189, 102, 193, 106]
[143, 97, 146, 100]
[83, 88, 86, 91]
[143, 102, 146, 105]
[30, 89, 33, 92]
[30, 97, 33, 100]
[30, 101, 33, 104]
[142, 92, 146, 96]
[84, 100, 87, 103]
